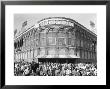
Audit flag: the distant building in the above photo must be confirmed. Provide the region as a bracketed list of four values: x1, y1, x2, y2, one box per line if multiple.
[14, 17, 97, 63]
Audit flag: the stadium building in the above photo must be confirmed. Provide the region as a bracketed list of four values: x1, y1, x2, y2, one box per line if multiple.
[14, 17, 97, 63]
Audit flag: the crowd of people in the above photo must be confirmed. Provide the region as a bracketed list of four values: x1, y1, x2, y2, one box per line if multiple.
[14, 60, 97, 76]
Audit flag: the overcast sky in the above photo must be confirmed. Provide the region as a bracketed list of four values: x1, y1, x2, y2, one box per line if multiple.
[14, 14, 97, 34]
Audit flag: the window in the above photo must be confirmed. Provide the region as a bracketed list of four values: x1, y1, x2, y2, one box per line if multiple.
[71, 39, 75, 46]
[58, 38, 66, 46]
[40, 37, 46, 46]
[40, 33, 46, 38]
[47, 32, 56, 37]
[25, 52, 27, 59]
[68, 38, 71, 45]
[48, 48, 56, 56]
[69, 48, 75, 55]
[58, 32, 65, 37]
[27, 51, 30, 59]
[48, 37, 56, 45]
[30, 50, 33, 59]
[34, 49, 38, 57]
[81, 40, 83, 47]
[35, 33, 39, 39]
[59, 48, 66, 56]
[68, 32, 72, 38]
[39, 48, 45, 57]
[35, 39, 39, 47]
[76, 39, 80, 47]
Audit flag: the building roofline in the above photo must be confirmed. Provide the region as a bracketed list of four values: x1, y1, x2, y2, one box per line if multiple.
[14, 25, 35, 41]
[38, 17, 97, 37]
[15, 17, 97, 41]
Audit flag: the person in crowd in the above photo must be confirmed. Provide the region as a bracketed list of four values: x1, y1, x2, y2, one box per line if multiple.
[14, 60, 97, 76]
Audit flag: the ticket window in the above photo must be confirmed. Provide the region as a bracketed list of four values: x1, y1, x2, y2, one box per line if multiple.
[77, 50, 80, 58]
[39, 48, 45, 57]
[34, 49, 38, 58]
[48, 48, 56, 57]
[85, 51, 87, 59]
[82, 51, 84, 59]
[25, 52, 27, 60]
[59, 48, 66, 58]
[30, 50, 33, 59]
[69, 49, 75, 56]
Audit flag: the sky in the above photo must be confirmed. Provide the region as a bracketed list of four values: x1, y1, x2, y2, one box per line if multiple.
[14, 14, 97, 35]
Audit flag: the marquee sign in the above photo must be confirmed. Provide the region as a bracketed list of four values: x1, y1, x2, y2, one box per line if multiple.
[38, 18, 74, 27]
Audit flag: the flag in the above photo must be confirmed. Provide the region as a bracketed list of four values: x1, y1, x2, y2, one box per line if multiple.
[14, 29, 17, 36]
[90, 21, 95, 28]
[22, 21, 27, 27]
